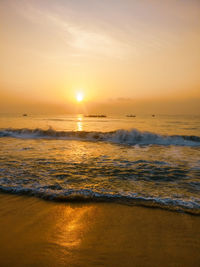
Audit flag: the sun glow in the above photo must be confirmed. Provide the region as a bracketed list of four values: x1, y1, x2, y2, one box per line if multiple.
[76, 92, 84, 102]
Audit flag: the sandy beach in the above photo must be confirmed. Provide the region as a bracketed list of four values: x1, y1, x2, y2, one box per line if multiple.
[0, 193, 199, 267]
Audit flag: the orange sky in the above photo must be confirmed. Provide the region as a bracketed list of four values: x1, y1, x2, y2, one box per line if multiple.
[0, 0, 200, 114]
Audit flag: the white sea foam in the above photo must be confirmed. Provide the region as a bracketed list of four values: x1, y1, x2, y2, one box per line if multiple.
[0, 185, 199, 214]
[0, 128, 200, 146]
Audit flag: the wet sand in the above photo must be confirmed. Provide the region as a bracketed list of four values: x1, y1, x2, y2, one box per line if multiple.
[0, 193, 200, 267]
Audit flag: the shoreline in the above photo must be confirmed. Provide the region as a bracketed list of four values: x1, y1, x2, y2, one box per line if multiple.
[0, 189, 199, 216]
[0, 193, 200, 266]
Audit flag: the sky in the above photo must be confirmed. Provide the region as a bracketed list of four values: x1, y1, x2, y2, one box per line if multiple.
[1, 0, 200, 114]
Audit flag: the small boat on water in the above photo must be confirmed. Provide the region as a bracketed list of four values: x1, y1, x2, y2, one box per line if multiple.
[23, 114, 28, 117]
[152, 114, 155, 117]
[84, 115, 107, 118]
[126, 114, 136, 117]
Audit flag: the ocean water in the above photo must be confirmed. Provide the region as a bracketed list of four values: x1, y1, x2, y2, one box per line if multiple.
[0, 114, 200, 214]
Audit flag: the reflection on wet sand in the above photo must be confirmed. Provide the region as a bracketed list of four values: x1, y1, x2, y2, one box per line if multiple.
[52, 205, 94, 249]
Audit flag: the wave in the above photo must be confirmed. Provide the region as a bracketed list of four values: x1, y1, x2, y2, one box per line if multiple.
[0, 185, 199, 215]
[0, 127, 200, 146]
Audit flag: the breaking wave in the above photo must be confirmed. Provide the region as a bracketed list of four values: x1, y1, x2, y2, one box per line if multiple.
[0, 127, 200, 146]
[0, 185, 199, 215]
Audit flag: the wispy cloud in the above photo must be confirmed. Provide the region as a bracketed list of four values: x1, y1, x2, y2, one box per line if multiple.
[8, 0, 132, 59]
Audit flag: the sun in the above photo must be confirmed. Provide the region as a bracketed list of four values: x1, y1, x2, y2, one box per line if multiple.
[76, 92, 84, 102]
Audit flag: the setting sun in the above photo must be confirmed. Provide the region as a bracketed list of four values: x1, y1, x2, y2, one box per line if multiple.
[76, 92, 84, 102]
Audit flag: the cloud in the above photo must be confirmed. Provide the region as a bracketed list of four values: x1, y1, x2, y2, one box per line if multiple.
[8, 0, 132, 59]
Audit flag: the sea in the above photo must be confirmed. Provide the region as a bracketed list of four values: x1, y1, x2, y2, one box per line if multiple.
[0, 114, 200, 214]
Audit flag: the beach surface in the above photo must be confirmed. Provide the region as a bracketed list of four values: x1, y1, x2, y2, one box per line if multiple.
[0, 193, 199, 267]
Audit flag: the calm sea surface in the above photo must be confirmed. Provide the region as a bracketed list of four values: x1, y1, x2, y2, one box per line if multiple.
[0, 114, 200, 214]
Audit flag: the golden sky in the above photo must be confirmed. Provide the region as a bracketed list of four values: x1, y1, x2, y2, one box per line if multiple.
[0, 0, 200, 114]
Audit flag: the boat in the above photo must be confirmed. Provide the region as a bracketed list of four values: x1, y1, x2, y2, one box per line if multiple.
[126, 114, 136, 117]
[84, 115, 107, 118]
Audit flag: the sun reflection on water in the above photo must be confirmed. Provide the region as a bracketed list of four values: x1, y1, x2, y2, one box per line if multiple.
[77, 115, 83, 131]
[77, 121, 82, 131]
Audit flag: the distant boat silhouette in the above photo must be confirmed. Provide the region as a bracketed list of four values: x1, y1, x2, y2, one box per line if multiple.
[152, 114, 155, 117]
[84, 115, 107, 118]
[126, 114, 136, 117]
[23, 114, 28, 117]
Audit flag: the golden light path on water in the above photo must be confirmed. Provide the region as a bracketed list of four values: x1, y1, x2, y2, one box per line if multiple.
[77, 115, 83, 131]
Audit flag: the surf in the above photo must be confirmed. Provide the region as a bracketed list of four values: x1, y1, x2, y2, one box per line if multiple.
[0, 127, 200, 146]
